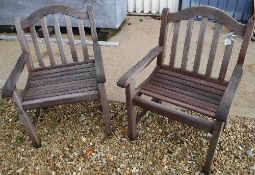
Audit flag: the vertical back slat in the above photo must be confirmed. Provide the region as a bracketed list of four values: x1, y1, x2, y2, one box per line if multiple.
[237, 20, 255, 64]
[64, 15, 78, 62]
[53, 14, 66, 64]
[158, 8, 169, 65]
[181, 18, 194, 69]
[87, 7, 98, 41]
[193, 17, 208, 73]
[205, 22, 222, 77]
[15, 17, 34, 71]
[169, 22, 180, 67]
[30, 26, 45, 67]
[78, 20, 89, 61]
[218, 42, 234, 80]
[41, 17, 56, 66]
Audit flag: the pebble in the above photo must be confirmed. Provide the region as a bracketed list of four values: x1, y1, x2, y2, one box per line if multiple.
[246, 149, 254, 157]
[16, 167, 25, 174]
[0, 101, 254, 174]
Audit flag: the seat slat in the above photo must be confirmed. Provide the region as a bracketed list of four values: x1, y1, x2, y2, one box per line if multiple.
[161, 65, 229, 86]
[32, 62, 95, 76]
[155, 72, 225, 96]
[22, 91, 99, 110]
[53, 14, 66, 64]
[158, 69, 226, 90]
[152, 76, 222, 100]
[26, 79, 97, 96]
[181, 18, 194, 69]
[23, 62, 99, 108]
[142, 85, 218, 111]
[148, 81, 221, 104]
[65, 15, 78, 62]
[40, 17, 56, 66]
[31, 66, 95, 80]
[138, 67, 230, 117]
[24, 84, 98, 101]
[30, 71, 96, 88]
[139, 89, 216, 117]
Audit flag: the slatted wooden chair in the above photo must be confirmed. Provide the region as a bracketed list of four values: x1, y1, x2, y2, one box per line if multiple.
[1, 5, 112, 148]
[117, 6, 254, 173]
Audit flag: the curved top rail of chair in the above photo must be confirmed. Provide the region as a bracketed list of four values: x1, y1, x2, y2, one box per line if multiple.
[20, 4, 88, 29]
[167, 6, 246, 35]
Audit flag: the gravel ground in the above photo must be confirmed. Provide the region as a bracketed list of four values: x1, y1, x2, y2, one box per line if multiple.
[0, 98, 254, 174]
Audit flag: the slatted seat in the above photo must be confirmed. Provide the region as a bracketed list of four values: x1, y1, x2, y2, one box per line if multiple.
[22, 62, 99, 109]
[1, 5, 112, 148]
[139, 68, 227, 117]
[117, 6, 254, 174]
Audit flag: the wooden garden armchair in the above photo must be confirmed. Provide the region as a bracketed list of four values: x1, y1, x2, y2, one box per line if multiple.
[1, 5, 112, 148]
[117, 6, 254, 173]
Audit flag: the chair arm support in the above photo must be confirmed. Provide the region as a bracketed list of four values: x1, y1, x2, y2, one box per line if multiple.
[117, 46, 163, 88]
[93, 41, 106, 83]
[2, 53, 29, 98]
[215, 64, 243, 122]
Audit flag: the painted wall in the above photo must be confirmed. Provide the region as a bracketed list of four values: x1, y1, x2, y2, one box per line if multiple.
[0, 0, 127, 29]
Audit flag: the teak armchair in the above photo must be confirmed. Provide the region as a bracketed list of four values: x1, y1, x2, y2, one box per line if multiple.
[118, 6, 254, 173]
[1, 5, 112, 148]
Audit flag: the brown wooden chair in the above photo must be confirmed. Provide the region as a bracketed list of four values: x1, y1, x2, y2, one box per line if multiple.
[117, 6, 254, 173]
[1, 5, 112, 148]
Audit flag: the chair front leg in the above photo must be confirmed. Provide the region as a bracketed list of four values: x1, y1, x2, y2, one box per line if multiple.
[98, 83, 112, 136]
[202, 120, 224, 174]
[12, 89, 41, 148]
[126, 82, 137, 141]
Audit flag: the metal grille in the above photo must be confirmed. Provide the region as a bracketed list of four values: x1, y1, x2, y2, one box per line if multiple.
[128, 0, 180, 14]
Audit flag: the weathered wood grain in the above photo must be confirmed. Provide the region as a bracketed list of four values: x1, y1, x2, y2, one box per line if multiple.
[40, 17, 56, 66]
[169, 22, 180, 67]
[20, 4, 88, 29]
[205, 22, 222, 77]
[158, 8, 169, 65]
[167, 6, 246, 35]
[78, 20, 89, 60]
[193, 17, 208, 73]
[64, 15, 78, 62]
[2, 53, 29, 97]
[218, 41, 234, 80]
[181, 18, 194, 69]
[93, 41, 106, 83]
[53, 14, 66, 64]
[133, 95, 214, 133]
[15, 17, 34, 71]
[30, 26, 45, 67]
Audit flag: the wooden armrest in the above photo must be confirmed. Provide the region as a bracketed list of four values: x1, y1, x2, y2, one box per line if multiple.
[117, 46, 163, 88]
[93, 41, 106, 83]
[2, 53, 29, 98]
[215, 64, 243, 122]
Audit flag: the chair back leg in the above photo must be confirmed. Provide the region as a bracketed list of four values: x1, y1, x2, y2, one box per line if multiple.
[98, 83, 112, 135]
[126, 82, 137, 140]
[202, 120, 224, 174]
[12, 89, 41, 148]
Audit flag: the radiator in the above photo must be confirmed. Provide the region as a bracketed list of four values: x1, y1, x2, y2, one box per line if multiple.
[128, 0, 180, 14]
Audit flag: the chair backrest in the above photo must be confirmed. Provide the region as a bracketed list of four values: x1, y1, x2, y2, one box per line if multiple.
[15, 4, 98, 71]
[159, 6, 254, 82]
